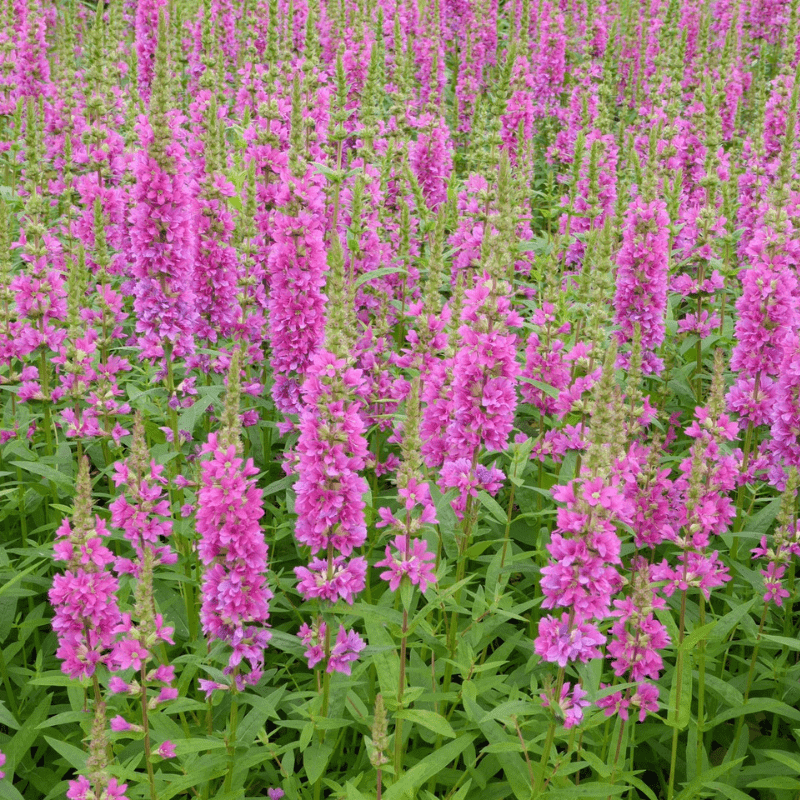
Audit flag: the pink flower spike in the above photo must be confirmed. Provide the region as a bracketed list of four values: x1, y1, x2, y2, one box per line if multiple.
[157, 741, 176, 759]
[327, 626, 366, 676]
[110, 716, 133, 732]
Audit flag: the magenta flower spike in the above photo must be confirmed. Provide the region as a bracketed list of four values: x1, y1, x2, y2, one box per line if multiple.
[50, 457, 121, 680]
[196, 355, 272, 690]
[614, 194, 670, 375]
[129, 11, 198, 365]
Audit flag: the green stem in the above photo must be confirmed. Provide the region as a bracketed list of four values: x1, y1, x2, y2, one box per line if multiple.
[140, 664, 157, 800]
[0, 645, 19, 718]
[223, 688, 240, 794]
[442, 450, 481, 701]
[696, 596, 706, 774]
[609, 703, 629, 791]
[499, 480, 517, 571]
[730, 402, 757, 566]
[39, 350, 59, 520]
[534, 721, 557, 796]
[784, 561, 797, 636]
[667, 581, 689, 800]
[394, 607, 408, 780]
[15, 464, 27, 539]
[162, 342, 197, 641]
[732, 604, 769, 747]
[320, 619, 333, 733]
[513, 716, 536, 789]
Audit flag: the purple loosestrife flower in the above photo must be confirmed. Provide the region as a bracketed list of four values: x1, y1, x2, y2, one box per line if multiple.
[520, 303, 572, 416]
[376, 381, 439, 595]
[16, 0, 50, 99]
[541, 682, 591, 729]
[327, 625, 367, 675]
[135, 0, 168, 98]
[557, 132, 618, 267]
[0, 749, 4, 779]
[50, 457, 121, 680]
[107, 415, 177, 732]
[420, 356, 454, 469]
[751, 469, 800, 606]
[267, 167, 329, 414]
[293, 352, 370, 556]
[439, 275, 520, 516]
[409, 113, 453, 210]
[537, 477, 629, 620]
[196, 354, 272, 689]
[614, 195, 670, 375]
[606, 559, 670, 685]
[653, 357, 734, 598]
[191, 102, 241, 353]
[156, 741, 176, 759]
[291, 258, 370, 673]
[622, 440, 676, 549]
[534, 613, 606, 667]
[727, 214, 799, 429]
[295, 556, 367, 604]
[596, 683, 660, 722]
[446, 276, 521, 456]
[376, 534, 437, 593]
[769, 333, 800, 479]
[298, 620, 327, 669]
[535, 345, 631, 681]
[66, 776, 129, 800]
[129, 15, 198, 363]
[109, 413, 176, 577]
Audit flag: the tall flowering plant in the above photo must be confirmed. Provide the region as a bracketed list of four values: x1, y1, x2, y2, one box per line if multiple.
[293, 349, 369, 675]
[129, 13, 198, 366]
[196, 352, 272, 692]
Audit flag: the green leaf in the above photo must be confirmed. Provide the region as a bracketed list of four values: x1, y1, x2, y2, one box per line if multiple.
[395, 709, 456, 739]
[156, 754, 229, 799]
[10, 461, 73, 492]
[620, 774, 659, 800]
[0, 781, 25, 800]
[44, 736, 87, 771]
[0, 559, 45, 599]
[382, 735, 472, 800]
[354, 265, 407, 290]
[761, 749, 800, 772]
[517, 376, 561, 399]
[746, 777, 800, 790]
[673, 759, 744, 800]
[701, 674, 743, 708]
[680, 621, 716, 652]
[546, 784, 626, 798]
[463, 683, 531, 800]
[0, 702, 19, 730]
[745, 497, 782, 535]
[666, 650, 692, 729]
[364, 608, 400, 698]
[477, 491, 507, 524]
[345, 782, 370, 800]
[303, 741, 333, 785]
[177, 389, 223, 435]
[708, 697, 800, 727]
[761, 634, 800, 652]
[481, 742, 524, 754]
[710, 599, 756, 642]
[264, 475, 295, 496]
[704, 782, 752, 800]
[5, 693, 50, 769]
[172, 739, 227, 756]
